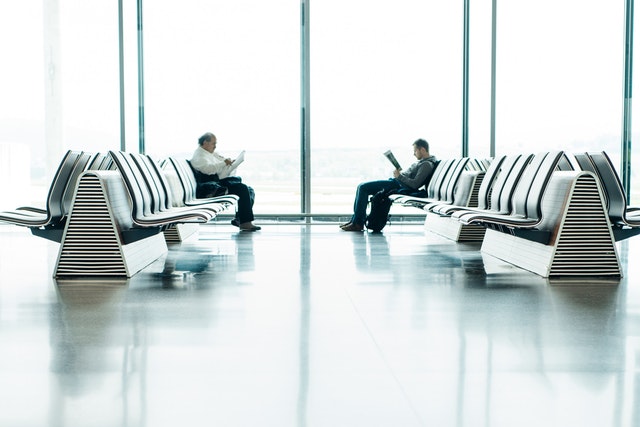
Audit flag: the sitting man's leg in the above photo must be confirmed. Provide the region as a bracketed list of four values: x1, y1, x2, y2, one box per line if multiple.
[341, 179, 399, 231]
[225, 183, 260, 231]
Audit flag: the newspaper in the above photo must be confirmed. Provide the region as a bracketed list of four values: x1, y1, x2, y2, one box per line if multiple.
[383, 150, 402, 170]
[218, 150, 245, 179]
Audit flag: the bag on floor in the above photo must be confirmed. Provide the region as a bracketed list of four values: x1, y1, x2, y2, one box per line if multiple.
[366, 189, 393, 232]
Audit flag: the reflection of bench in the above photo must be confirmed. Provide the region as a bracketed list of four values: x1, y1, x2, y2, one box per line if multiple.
[0, 150, 110, 242]
[54, 151, 237, 278]
[456, 151, 621, 277]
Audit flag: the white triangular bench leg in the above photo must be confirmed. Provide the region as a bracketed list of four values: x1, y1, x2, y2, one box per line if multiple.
[54, 172, 168, 278]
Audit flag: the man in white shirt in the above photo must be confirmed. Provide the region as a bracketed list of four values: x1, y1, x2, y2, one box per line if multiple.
[191, 132, 260, 232]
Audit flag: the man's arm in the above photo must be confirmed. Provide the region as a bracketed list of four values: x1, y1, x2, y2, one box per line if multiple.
[191, 151, 227, 175]
[395, 161, 435, 190]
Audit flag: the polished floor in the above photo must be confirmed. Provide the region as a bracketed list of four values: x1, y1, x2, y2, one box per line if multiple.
[1, 222, 639, 427]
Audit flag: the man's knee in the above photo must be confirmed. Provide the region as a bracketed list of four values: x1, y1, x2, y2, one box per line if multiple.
[227, 183, 249, 196]
[358, 180, 376, 192]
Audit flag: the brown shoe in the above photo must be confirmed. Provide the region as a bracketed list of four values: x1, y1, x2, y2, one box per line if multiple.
[239, 222, 261, 232]
[339, 222, 352, 229]
[341, 223, 364, 232]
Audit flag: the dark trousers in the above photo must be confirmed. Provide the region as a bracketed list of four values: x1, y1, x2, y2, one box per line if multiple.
[225, 183, 255, 224]
[350, 179, 401, 225]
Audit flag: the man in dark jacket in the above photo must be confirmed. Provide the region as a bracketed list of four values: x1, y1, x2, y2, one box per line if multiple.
[341, 139, 438, 232]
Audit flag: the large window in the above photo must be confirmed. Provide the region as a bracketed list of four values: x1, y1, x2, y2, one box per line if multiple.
[0, 1, 119, 211]
[142, 0, 300, 214]
[0, 3, 45, 210]
[310, 1, 463, 214]
[495, 1, 624, 157]
[59, 0, 120, 152]
[0, 1, 636, 216]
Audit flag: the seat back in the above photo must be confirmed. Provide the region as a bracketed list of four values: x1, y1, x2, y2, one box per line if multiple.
[474, 155, 506, 210]
[586, 152, 628, 222]
[556, 153, 575, 171]
[438, 157, 470, 203]
[426, 158, 454, 199]
[125, 153, 164, 214]
[60, 151, 96, 218]
[109, 151, 153, 219]
[506, 152, 547, 216]
[137, 153, 178, 211]
[87, 153, 114, 171]
[169, 157, 199, 204]
[488, 153, 533, 214]
[573, 153, 595, 173]
[45, 150, 84, 221]
[503, 151, 563, 220]
[523, 151, 564, 220]
[466, 158, 484, 172]
[161, 161, 187, 207]
[131, 152, 169, 216]
[508, 152, 563, 219]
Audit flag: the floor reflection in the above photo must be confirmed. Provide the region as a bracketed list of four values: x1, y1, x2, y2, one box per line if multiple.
[0, 225, 639, 426]
[50, 280, 139, 426]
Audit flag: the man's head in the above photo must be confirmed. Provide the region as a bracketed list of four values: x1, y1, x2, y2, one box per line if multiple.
[198, 132, 217, 153]
[412, 139, 430, 160]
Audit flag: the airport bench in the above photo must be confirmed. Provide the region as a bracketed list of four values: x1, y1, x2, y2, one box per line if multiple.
[161, 156, 241, 242]
[390, 157, 488, 241]
[0, 150, 112, 242]
[455, 151, 620, 277]
[53, 151, 237, 278]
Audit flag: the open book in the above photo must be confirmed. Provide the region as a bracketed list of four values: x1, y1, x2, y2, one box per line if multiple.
[383, 150, 402, 170]
[218, 150, 245, 179]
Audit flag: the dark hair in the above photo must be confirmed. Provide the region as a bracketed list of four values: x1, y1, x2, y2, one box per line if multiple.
[198, 132, 215, 146]
[413, 138, 429, 152]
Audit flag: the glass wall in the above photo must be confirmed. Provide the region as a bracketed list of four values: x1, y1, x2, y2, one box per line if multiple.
[0, 2, 45, 209]
[0, 0, 119, 211]
[495, 1, 624, 158]
[59, 0, 120, 152]
[310, 0, 463, 214]
[142, 0, 300, 213]
[0, 1, 635, 215]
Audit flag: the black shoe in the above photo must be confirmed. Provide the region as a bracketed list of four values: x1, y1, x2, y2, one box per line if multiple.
[231, 219, 240, 227]
[240, 225, 261, 232]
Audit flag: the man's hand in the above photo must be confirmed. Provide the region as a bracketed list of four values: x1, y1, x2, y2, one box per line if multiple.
[224, 158, 233, 166]
[392, 169, 401, 178]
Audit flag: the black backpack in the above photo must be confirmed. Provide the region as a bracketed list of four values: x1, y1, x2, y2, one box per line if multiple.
[366, 189, 394, 232]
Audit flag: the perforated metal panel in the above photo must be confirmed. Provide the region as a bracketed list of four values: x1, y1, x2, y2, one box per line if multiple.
[458, 224, 486, 241]
[163, 225, 181, 244]
[549, 174, 620, 276]
[163, 223, 199, 244]
[55, 175, 127, 276]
